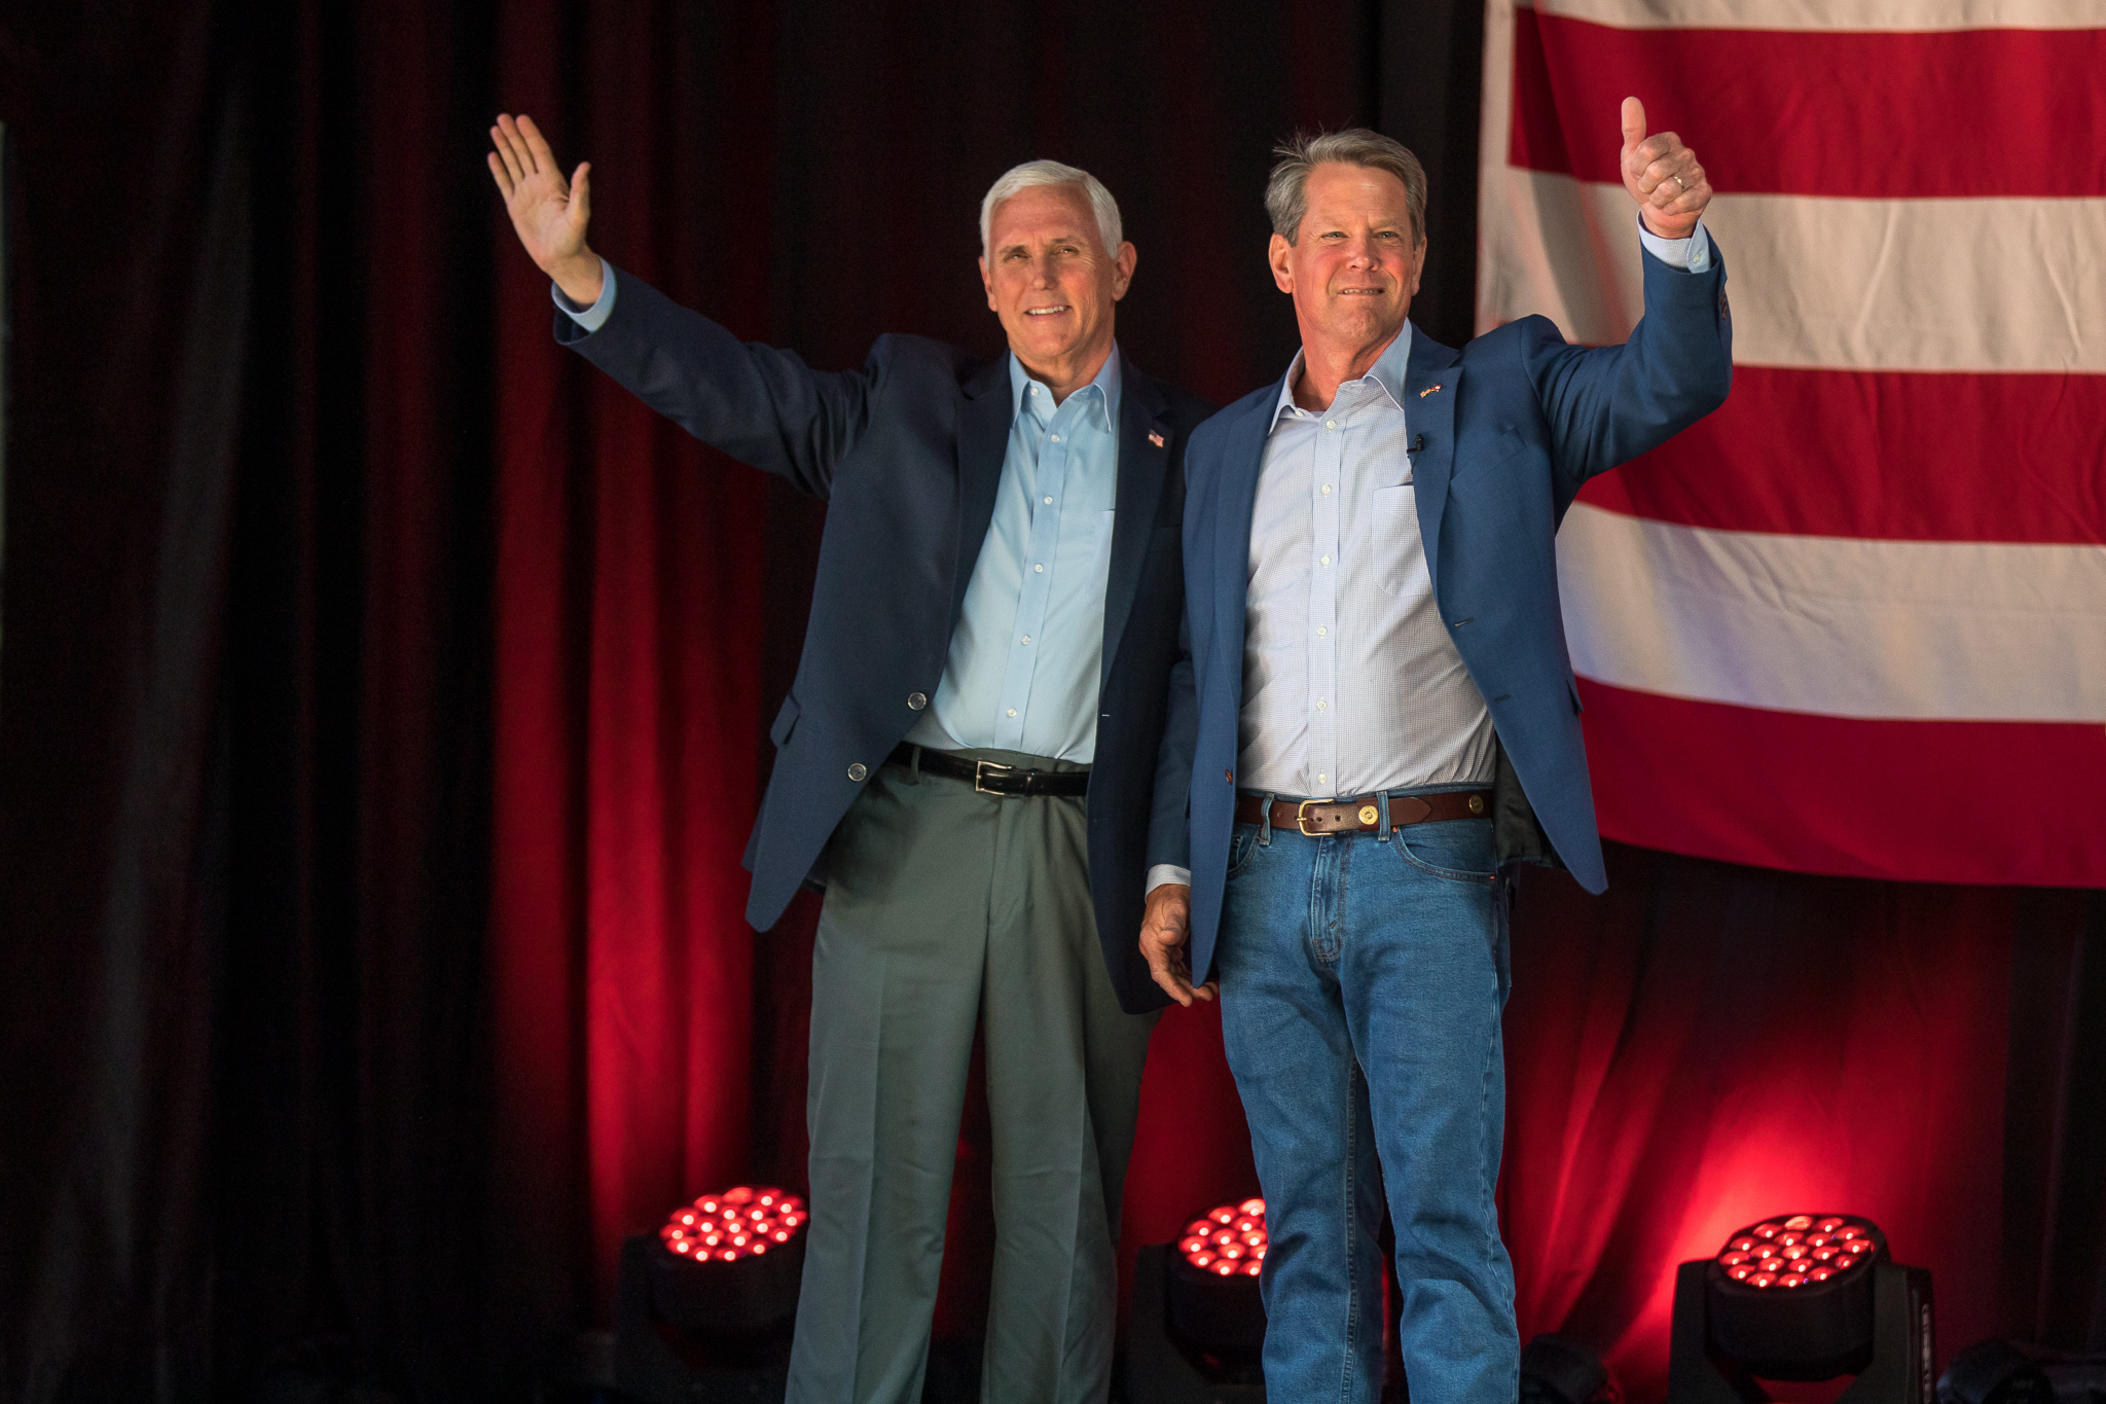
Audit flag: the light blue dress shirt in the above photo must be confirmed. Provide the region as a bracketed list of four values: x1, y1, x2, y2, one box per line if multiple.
[553, 261, 1125, 764]
[904, 352, 1122, 762]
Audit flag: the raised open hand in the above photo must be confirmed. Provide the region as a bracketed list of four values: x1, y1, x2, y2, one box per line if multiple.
[1619, 96, 1709, 241]
[487, 113, 603, 305]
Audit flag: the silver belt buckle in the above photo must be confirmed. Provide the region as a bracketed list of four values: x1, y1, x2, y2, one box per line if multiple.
[974, 759, 1015, 795]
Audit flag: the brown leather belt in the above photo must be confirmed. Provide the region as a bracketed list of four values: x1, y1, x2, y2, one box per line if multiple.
[1235, 789, 1493, 836]
[888, 743, 1090, 797]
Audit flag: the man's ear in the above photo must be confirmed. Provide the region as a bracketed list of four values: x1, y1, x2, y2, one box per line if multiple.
[1268, 233, 1295, 294]
[979, 255, 997, 311]
[1111, 241, 1137, 300]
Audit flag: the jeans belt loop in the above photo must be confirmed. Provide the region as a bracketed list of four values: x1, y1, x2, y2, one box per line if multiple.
[909, 744, 923, 782]
[1259, 792, 1275, 846]
[1376, 788, 1393, 842]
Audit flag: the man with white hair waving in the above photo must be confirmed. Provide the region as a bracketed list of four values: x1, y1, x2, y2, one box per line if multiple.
[489, 115, 1211, 1403]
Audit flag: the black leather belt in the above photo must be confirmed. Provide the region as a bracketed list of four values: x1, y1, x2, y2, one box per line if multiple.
[888, 743, 1090, 797]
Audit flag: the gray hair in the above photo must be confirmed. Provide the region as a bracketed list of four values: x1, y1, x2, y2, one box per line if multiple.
[1264, 129, 1428, 246]
[979, 160, 1124, 260]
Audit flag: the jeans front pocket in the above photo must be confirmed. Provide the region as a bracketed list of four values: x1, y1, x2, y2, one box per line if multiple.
[1391, 817, 1498, 885]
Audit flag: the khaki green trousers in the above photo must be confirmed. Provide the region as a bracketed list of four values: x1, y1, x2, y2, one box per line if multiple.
[785, 749, 1157, 1404]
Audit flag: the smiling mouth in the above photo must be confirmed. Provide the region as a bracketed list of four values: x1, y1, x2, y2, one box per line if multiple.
[1338, 288, 1386, 296]
[1024, 304, 1071, 317]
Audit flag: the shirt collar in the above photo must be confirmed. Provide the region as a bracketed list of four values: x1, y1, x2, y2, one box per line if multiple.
[1011, 346, 1123, 430]
[1270, 323, 1414, 427]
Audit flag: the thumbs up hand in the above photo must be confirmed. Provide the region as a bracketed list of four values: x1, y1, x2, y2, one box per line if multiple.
[1619, 96, 1708, 240]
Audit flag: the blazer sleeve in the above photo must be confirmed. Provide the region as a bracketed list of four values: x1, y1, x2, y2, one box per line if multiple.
[553, 263, 880, 501]
[1522, 242, 1734, 506]
[1146, 605, 1197, 874]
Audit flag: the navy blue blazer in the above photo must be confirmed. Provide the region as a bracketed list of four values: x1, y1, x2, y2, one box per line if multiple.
[1173, 246, 1734, 983]
[557, 268, 1213, 1012]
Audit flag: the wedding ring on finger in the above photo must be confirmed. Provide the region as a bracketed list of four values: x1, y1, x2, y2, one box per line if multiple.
[1671, 173, 1688, 190]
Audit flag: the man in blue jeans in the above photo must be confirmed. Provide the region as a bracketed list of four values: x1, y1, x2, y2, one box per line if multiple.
[1136, 102, 1732, 1399]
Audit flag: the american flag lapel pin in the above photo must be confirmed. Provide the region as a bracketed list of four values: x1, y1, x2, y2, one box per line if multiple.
[1418, 383, 1443, 399]
[1148, 429, 1165, 448]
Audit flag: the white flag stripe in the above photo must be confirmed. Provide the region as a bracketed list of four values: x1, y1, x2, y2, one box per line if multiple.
[1523, 0, 2106, 31]
[1557, 504, 2106, 722]
[1478, 168, 2106, 373]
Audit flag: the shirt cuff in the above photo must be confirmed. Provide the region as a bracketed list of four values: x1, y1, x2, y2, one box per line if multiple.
[552, 257, 617, 331]
[1145, 864, 1192, 895]
[1636, 212, 1713, 274]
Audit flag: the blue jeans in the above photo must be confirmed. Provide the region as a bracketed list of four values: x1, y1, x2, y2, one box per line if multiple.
[1215, 795, 1516, 1403]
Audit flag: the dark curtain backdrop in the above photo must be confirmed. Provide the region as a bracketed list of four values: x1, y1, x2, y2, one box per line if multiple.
[1, 3, 2100, 1402]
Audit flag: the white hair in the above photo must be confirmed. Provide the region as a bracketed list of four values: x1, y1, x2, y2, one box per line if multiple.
[978, 160, 1124, 260]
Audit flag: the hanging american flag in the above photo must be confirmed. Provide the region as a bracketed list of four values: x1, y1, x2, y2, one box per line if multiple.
[1478, 0, 2106, 886]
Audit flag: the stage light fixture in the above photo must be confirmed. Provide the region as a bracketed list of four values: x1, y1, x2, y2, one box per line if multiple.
[614, 1184, 810, 1404]
[1668, 1212, 1933, 1404]
[1521, 1333, 1620, 1404]
[1168, 1197, 1269, 1351]
[646, 1184, 808, 1335]
[1123, 1197, 1269, 1402]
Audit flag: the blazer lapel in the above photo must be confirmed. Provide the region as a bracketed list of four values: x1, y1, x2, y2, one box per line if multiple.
[951, 356, 1014, 621]
[1210, 393, 1277, 688]
[1099, 359, 1172, 688]
[1402, 325, 1463, 592]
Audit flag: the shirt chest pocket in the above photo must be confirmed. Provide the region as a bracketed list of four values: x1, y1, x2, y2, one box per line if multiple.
[1372, 482, 1427, 596]
[1052, 509, 1118, 585]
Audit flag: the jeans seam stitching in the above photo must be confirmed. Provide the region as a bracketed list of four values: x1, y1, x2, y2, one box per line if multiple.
[1341, 1056, 1358, 1403]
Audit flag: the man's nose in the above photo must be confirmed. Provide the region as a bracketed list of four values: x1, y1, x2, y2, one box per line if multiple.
[1345, 234, 1375, 267]
[1028, 256, 1054, 287]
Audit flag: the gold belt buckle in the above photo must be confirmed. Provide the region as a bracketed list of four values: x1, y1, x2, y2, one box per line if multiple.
[974, 759, 1014, 795]
[1295, 798, 1326, 836]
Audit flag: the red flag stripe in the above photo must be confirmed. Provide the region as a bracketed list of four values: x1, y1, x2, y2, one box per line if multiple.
[1576, 678, 2106, 887]
[1508, 9, 2106, 199]
[1577, 366, 2106, 546]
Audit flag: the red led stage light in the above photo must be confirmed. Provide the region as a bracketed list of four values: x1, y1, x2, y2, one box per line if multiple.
[631, 1184, 810, 1345]
[615, 1183, 814, 1402]
[657, 1184, 808, 1264]
[1174, 1196, 1269, 1281]
[1127, 1196, 1270, 1401]
[1164, 1197, 1268, 1364]
[1713, 1213, 1879, 1292]
[1669, 1211, 1934, 1404]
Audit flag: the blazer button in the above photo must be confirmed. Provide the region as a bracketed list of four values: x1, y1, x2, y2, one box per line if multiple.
[907, 691, 928, 711]
[847, 762, 869, 782]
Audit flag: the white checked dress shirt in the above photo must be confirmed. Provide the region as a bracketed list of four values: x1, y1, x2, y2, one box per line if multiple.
[1238, 325, 1497, 799]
